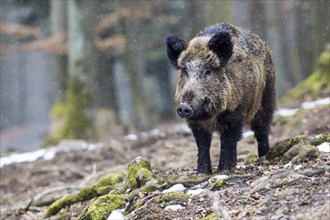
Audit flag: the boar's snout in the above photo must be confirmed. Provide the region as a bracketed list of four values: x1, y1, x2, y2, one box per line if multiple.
[176, 103, 193, 118]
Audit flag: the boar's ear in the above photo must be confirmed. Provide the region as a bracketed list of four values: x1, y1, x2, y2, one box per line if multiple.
[165, 35, 187, 69]
[208, 32, 233, 65]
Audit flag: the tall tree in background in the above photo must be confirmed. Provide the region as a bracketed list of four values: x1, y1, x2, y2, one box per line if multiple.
[50, 0, 68, 102]
[59, 0, 98, 140]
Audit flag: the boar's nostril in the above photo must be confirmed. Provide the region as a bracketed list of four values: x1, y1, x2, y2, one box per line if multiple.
[176, 103, 193, 118]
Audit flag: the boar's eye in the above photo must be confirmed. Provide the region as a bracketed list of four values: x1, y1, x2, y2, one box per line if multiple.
[203, 69, 212, 76]
[181, 67, 188, 77]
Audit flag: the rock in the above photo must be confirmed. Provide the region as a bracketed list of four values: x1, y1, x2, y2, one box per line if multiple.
[45, 172, 125, 217]
[125, 156, 153, 189]
[317, 142, 330, 152]
[164, 204, 184, 211]
[187, 189, 205, 195]
[267, 132, 329, 162]
[162, 183, 186, 193]
[299, 168, 325, 177]
[107, 209, 124, 220]
[267, 136, 306, 161]
[78, 195, 126, 220]
[245, 153, 259, 165]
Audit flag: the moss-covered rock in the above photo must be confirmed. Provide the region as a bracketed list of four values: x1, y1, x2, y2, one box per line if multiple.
[281, 51, 330, 104]
[266, 136, 306, 161]
[125, 156, 153, 189]
[310, 132, 330, 146]
[208, 179, 225, 191]
[155, 191, 188, 204]
[267, 132, 329, 162]
[78, 194, 126, 220]
[197, 212, 218, 220]
[45, 172, 124, 217]
[245, 153, 259, 165]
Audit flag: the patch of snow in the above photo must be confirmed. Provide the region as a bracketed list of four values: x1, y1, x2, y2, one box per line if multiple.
[107, 209, 124, 220]
[236, 164, 246, 169]
[174, 123, 191, 134]
[276, 108, 299, 117]
[162, 183, 186, 193]
[212, 175, 230, 180]
[0, 147, 57, 167]
[242, 131, 254, 139]
[164, 204, 184, 211]
[294, 164, 303, 170]
[187, 188, 205, 195]
[284, 162, 292, 168]
[301, 97, 330, 109]
[317, 142, 330, 153]
[124, 134, 138, 141]
[276, 97, 329, 117]
[0, 140, 105, 167]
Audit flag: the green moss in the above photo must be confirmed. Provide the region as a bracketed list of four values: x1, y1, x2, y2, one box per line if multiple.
[277, 189, 289, 196]
[291, 144, 319, 164]
[1, 146, 17, 157]
[95, 173, 124, 188]
[208, 179, 225, 191]
[61, 77, 96, 139]
[155, 191, 188, 204]
[44, 77, 98, 147]
[310, 132, 330, 146]
[45, 173, 125, 217]
[281, 51, 330, 104]
[266, 136, 306, 161]
[125, 157, 153, 189]
[127, 185, 158, 203]
[51, 102, 67, 118]
[78, 194, 126, 220]
[318, 51, 330, 71]
[272, 115, 290, 127]
[45, 194, 78, 217]
[197, 212, 218, 220]
[245, 153, 259, 165]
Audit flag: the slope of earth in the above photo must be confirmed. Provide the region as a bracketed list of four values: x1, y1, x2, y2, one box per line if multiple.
[0, 102, 329, 220]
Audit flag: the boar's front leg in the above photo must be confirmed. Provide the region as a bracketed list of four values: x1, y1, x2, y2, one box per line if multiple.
[190, 124, 212, 174]
[218, 112, 243, 172]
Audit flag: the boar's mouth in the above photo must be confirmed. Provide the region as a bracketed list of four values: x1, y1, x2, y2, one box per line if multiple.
[176, 98, 211, 120]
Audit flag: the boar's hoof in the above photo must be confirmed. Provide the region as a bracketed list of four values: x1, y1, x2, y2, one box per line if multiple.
[176, 103, 193, 118]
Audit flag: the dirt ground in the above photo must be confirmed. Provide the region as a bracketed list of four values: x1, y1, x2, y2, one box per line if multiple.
[0, 104, 329, 220]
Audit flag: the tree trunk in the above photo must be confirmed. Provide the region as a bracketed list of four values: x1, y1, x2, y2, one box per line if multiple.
[50, 0, 68, 102]
[60, 0, 98, 140]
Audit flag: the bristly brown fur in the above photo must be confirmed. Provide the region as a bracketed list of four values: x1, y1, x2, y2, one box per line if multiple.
[166, 22, 276, 173]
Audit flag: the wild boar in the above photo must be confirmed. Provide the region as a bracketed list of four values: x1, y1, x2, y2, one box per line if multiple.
[165, 23, 276, 174]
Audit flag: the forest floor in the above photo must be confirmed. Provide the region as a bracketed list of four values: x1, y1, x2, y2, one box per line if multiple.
[0, 101, 329, 220]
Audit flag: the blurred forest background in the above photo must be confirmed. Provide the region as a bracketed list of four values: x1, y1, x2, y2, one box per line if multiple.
[0, 0, 329, 153]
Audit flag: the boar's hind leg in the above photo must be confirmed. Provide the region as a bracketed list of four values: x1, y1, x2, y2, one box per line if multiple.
[190, 125, 212, 174]
[251, 75, 276, 157]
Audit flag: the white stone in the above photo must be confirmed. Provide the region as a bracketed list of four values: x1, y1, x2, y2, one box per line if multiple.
[294, 164, 303, 170]
[276, 108, 299, 117]
[317, 142, 330, 153]
[187, 188, 205, 195]
[124, 134, 138, 141]
[107, 209, 124, 220]
[284, 162, 292, 168]
[301, 97, 330, 109]
[162, 183, 186, 193]
[164, 204, 184, 211]
[212, 175, 229, 180]
[243, 131, 254, 138]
